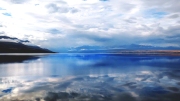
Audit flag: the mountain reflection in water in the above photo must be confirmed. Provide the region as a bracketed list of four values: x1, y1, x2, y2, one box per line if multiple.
[0, 53, 180, 101]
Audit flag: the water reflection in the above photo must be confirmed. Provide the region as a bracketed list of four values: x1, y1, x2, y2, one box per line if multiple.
[0, 54, 180, 101]
[0, 55, 39, 63]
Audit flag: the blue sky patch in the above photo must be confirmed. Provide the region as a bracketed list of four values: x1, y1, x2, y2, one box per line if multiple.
[2, 13, 12, 16]
[143, 9, 168, 19]
[2, 88, 13, 93]
[0, 7, 6, 10]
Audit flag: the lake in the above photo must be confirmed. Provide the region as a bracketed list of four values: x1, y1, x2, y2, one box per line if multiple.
[0, 53, 180, 101]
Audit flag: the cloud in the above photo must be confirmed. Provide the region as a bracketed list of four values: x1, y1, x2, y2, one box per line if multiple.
[2, 12, 11, 16]
[99, 0, 109, 1]
[48, 28, 62, 34]
[46, 3, 78, 14]
[142, 0, 180, 13]
[1, 55, 180, 100]
[0, 0, 180, 51]
[1, 68, 180, 101]
[0, 31, 5, 35]
[46, 3, 68, 13]
[0, 7, 6, 10]
[168, 14, 179, 19]
[4, 0, 28, 4]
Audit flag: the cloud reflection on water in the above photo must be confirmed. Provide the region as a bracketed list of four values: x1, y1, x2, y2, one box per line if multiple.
[0, 54, 180, 101]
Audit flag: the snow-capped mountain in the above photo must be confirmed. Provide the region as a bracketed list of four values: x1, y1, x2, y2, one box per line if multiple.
[0, 36, 54, 53]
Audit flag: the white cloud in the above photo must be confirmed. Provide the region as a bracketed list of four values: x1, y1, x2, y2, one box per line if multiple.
[0, 0, 180, 51]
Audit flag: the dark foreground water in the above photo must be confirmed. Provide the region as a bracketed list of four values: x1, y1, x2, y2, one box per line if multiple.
[0, 53, 180, 101]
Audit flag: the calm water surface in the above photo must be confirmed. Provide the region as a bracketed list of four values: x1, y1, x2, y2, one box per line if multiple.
[0, 53, 180, 101]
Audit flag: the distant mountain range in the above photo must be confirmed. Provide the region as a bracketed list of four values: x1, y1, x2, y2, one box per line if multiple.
[1, 35, 179, 53]
[0, 36, 54, 53]
[66, 44, 180, 53]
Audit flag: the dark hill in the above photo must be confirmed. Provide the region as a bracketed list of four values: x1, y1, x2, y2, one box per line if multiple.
[0, 36, 54, 53]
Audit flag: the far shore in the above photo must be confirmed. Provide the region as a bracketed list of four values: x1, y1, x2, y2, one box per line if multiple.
[112, 50, 180, 56]
[1, 50, 180, 56]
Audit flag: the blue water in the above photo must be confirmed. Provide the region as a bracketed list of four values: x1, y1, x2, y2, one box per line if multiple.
[0, 53, 180, 101]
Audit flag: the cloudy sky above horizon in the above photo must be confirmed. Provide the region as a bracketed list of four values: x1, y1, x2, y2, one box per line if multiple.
[0, 0, 180, 51]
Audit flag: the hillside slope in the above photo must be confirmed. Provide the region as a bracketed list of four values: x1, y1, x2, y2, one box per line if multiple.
[0, 36, 54, 53]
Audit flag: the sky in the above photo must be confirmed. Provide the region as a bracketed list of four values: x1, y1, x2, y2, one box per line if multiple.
[0, 0, 180, 51]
